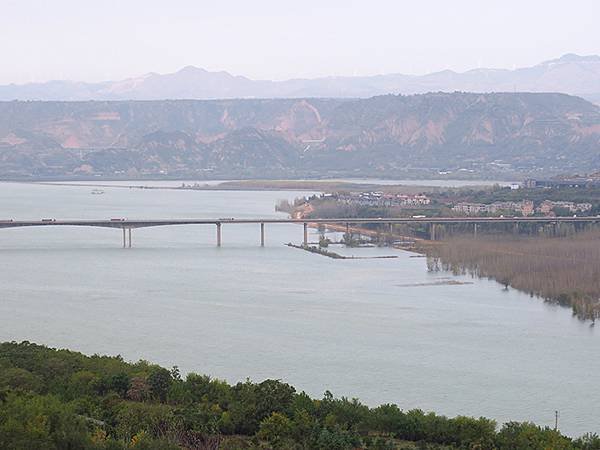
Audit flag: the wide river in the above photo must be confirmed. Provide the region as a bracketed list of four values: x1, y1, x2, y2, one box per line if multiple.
[0, 181, 597, 437]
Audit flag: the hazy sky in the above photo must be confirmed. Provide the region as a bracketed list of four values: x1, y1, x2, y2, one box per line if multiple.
[2, 0, 599, 84]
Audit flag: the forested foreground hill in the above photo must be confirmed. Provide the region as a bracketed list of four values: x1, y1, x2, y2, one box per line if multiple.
[1, 342, 599, 450]
[1, 92, 599, 179]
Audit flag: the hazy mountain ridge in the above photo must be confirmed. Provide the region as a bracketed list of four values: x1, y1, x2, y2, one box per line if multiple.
[0, 92, 599, 179]
[2, 54, 600, 103]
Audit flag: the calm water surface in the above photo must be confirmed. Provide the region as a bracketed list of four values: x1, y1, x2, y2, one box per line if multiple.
[0, 182, 596, 436]
[53, 178, 513, 188]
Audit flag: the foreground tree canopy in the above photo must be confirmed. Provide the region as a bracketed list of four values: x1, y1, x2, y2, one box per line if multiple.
[0, 342, 598, 449]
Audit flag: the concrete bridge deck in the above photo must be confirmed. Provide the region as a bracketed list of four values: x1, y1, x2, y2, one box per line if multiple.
[0, 216, 598, 247]
[1, 216, 599, 228]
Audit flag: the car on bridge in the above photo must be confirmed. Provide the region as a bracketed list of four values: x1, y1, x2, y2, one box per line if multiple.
[41, 218, 56, 222]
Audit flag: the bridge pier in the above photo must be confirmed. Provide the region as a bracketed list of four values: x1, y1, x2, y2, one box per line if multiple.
[122, 228, 132, 248]
[260, 223, 265, 247]
[474, 223, 478, 238]
[430, 223, 436, 241]
[216, 223, 222, 247]
[303, 222, 308, 246]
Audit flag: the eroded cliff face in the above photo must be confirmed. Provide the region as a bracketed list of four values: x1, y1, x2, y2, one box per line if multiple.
[0, 92, 598, 178]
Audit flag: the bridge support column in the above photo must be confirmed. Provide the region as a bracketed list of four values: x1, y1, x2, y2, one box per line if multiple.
[513, 222, 519, 235]
[216, 223, 222, 247]
[303, 222, 308, 246]
[128, 228, 132, 248]
[122, 228, 126, 248]
[430, 223, 436, 241]
[260, 223, 265, 247]
[474, 223, 478, 238]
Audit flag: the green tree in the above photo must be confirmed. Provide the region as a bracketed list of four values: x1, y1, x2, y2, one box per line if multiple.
[255, 379, 296, 419]
[114, 401, 176, 442]
[147, 368, 172, 402]
[68, 370, 99, 399]
[0, 393, 94, 450]
[257, 412, 294, 448]
[496, 422, 573, 450]
[574, 433, 600, 449]
[108, 373, 130, 398]
[0, 367, 42, 393]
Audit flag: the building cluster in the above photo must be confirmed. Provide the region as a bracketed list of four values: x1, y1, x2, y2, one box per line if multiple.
[452, 199, 594, 216]
[537, 200, 592, 214]
[452, 200, 534, 216]
[329, 192, 431, 208]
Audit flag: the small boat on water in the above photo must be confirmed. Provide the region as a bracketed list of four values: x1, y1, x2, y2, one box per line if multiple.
[91, 189, 105, 195]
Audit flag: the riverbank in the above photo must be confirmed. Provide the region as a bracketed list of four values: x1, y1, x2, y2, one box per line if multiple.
[291, 202, 425, 249]
[296, 204, 600, 321]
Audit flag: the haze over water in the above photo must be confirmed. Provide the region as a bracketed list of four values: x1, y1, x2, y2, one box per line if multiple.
[0, 182, 597, 437]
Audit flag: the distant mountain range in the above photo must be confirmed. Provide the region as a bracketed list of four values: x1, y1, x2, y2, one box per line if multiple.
[1, 92, 599, 179]
[2, 54, 600, 103]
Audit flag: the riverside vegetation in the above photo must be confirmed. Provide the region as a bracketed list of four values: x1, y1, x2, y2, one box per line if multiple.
[423, 231, 600, 321]
[290, 192, 600, 321]
[2, 342, 600, 450]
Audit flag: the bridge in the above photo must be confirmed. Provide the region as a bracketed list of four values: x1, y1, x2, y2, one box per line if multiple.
[0, 216, 598, 247]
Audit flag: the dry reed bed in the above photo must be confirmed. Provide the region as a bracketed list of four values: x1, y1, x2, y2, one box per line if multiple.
[423, 231, 600, 321]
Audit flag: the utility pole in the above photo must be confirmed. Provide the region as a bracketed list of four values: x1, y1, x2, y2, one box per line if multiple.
[554, 410, 559, 431]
